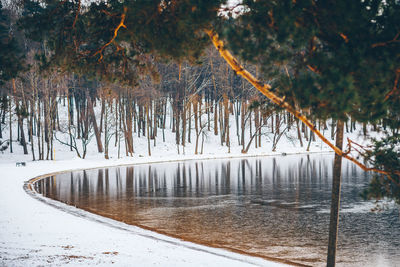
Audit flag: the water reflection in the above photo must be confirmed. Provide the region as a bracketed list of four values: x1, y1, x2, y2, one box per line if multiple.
[36, 154, 400, 266]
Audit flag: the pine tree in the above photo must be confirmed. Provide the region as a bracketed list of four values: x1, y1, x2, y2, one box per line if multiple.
[19, 0, 224, 86]
[223, 0, 399, 122]
[0, 2, 24, 85]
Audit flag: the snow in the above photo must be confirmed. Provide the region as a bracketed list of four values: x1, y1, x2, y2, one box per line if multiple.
[317, 199, 397, 214]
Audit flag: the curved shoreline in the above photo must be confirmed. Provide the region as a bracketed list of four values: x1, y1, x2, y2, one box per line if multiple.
[24, 151, 331, 267]
[26, 150, 332, 191]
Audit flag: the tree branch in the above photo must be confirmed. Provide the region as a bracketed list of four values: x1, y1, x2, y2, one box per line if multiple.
[384, 68, 400, 101]
[93, 7, 127, 61]
[205, 29, 398, 183]
[72, 0, 81, 29]
[371, 31, 400, 48]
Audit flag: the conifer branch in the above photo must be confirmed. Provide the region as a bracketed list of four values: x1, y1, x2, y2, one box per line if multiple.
[384, 68, 400, 101]
[93, 7, 127, 61]
[101, 10, 118, 17]
[339, 33, 349, 43]
[72, 0, 81, 29]
[206, 29, 399, 183]
[371, 31, 400, 48]
[307, 65, 320, 74]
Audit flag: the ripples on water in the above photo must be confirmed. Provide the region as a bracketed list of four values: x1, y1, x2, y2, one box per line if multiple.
[36, 154, 400, 266]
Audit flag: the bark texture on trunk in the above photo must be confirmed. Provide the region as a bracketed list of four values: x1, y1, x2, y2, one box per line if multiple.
[327, 120, 344, 267]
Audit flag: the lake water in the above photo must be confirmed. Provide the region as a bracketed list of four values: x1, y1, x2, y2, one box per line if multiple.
[35, 154, 400, 266]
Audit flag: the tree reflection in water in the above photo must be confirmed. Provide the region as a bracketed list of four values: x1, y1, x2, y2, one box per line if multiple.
[36, 154, 400, 267]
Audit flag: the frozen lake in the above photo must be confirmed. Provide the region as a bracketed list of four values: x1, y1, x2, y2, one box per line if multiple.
[35, 154, 400, 266]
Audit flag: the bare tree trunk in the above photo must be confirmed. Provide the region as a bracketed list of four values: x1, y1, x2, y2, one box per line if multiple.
[149, 101, 153, 140]
[153, 100, 157, 147]
[56, 104, 60, 131]
[363, 122, 367, 137]
[255, 106, 259, 148]
[104, 110, 109, 159]
[133, 99, 137, 134]
[0, 108, 2, 139]
[0, 96, 6, 126]
[18, 114, 28, 154]
[275, 113, 280, 135]
[87, 95, 104, 153]
[327, 120, 344, 267]
[128, 97, 134, 155]
[214, 100, 218, 136]
[41, 111, 44, 160]
[162, 98, 166, 142]
[122, 95, 134, 156]
[258, 108, 262, 147]
[207, 95, 210, 131]
[37, 101, 42, 159]
[141, 105, 145, 137]
[146, 103, 151, 156]
[201, 131, 205, 154]
[223, 95, 230, 152]
[49, 93, 56, 160]
[81, 102, 90, 159]
[243, 122, 267, 154]
[115, 97, 119, 146]
[306, 127, 313, 151]
[67, 92, 73, 151]
[120, 100, 128, 157]
[296, 119, 304, 147]
[15, 87, 28, 154]
[182, 100, 186, 148]
[100, 98, 105, 133]
[198, 97, 203, 130]
[171, 99, 175, 132]
[235, 100, 241, 145]
[187, 99, 191, 143]
[175, 105, 180, 146]
[193, 96, 199, 154]
[9, 97, 12, 153]
[219, 101, 224, 145]
[45, 100, 50, 160]
[241, 100, 246, 152]
[271, 112, 274, 133]
[29, 98, 35, 160]
[210, 57, 218, 136]
[104, 100, 109, 159]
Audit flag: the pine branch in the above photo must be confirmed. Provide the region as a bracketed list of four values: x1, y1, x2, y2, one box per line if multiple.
[72, 0, 81, 29]
[205, 29, 399, 183]
[93, 7, 127, 62]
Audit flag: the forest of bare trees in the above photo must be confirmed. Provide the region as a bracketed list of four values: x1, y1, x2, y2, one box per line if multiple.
[1, 44, 389, 161]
